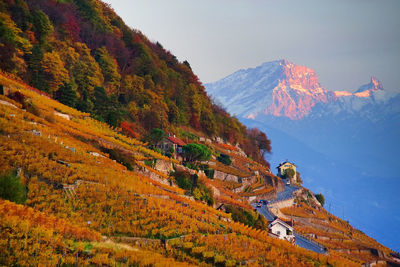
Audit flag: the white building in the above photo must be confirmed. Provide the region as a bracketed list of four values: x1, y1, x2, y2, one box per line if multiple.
[268, 218, 295, 242]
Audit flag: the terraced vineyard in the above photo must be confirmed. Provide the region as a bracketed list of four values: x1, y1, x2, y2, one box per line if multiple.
[0, 75, 363, 266]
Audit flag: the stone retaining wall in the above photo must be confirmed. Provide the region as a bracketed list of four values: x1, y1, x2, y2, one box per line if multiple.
[248, 190, 277, 203]
[233, 175, 258, 193]
[154, 159, 173, 175]
[264, 174, 285, 193]
[110, 236, 163, 249]
[134, 165, 170, 186]
[269, 197, 295, 209]
[214, 170, 239, 183]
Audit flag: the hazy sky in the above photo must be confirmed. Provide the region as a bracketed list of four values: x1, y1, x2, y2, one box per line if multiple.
[103, 0, 400, 92]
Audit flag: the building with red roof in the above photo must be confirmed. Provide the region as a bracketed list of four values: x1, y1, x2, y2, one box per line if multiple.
[160, 135, 186, 159]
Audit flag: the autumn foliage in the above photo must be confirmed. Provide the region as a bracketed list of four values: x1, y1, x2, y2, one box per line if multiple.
[0, 0, 390, 265]
[0, 0, 272, 161]
[0, 83, 367, 266]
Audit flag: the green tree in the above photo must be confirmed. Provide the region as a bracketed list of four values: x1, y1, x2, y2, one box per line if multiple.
[147, 128, 166, 147]
[183, 143, 211, 163]
[0, 171, 27, 204]
[121, 74, 145, 103]
[284, 168, 296, 179]
[92, 86, 124, 127]
[200, 109, 217, 135]
[28, 44, 48, 92]
[95, 46, 121, 93]
[0, 11, 31, 76]
[32, 10, 53, 44]
[315, 193, 325, 207]
[173, 170, 191, 191]
[0, 11, 32, 50]
[55, 83, 78, 107]
[70, 42, 104, 94]
[296, 171, 303, 184]
[76, 89, 94, 113]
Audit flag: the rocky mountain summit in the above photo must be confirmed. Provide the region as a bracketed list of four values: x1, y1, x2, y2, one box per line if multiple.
[206, 60, 398, 121]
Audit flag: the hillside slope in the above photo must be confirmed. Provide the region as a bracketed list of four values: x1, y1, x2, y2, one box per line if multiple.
[0, 0, 268, 165]
[0, 0, 398, 265]
[0, 74, 370, 266]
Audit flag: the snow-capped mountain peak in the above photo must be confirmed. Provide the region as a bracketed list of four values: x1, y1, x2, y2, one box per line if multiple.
[206, 59, 330, 120]
[206, 60, 397, 121]
[355, 76, 383, 93]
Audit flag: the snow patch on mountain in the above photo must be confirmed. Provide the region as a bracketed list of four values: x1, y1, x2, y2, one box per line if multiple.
[206, 60, 399, 121]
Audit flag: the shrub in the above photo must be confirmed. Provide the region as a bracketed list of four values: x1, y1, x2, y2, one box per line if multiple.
[8, 91, 25, 104]
[0, 171, 27, 204]
[202, 251, 214, 260]
[23, 100, 41, 116]
[217, 153, 232, 166]
[224, 205, 265, 229]
[204, 168, 215, 179]
[315, 193, 325, 206]
[183, 162, 199, 171]
[214, 255, 225, 264]
[172, 169, 191, 191]
[191, 246, 205, 255]
[192, 181, 214, 206]
[102, 148, 135, 169]
[183, 242, 193, 250]
[225, 259, 236, 267]
[180, 130, 198, 141]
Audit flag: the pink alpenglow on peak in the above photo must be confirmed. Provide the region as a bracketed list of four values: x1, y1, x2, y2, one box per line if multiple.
[333, 91, 353, 97]
[353, 77, 384, 98]
[206, 60, 389, 121]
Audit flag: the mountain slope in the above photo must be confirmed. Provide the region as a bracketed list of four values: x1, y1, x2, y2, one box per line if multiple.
[0, 73, 372, 266]
[0, 0, 398, 264]
[205, 59, 400, 176]
[0, 0, 268, 165]
[207, 59, 331, 119]
[206, 60, 399, 121]
[205, 59, 400, 252]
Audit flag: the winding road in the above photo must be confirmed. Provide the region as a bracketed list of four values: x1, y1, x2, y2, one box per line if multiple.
[253, 184, 327, 254]
[251, 203, 275, 221]
[275, 184, 299, 202]
[294, 233, 326, 254]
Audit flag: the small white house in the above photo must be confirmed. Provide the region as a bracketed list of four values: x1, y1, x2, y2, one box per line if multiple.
[268, 218, 295, 242]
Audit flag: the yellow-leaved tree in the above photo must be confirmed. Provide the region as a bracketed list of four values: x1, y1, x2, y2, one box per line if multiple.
[41, 51, 69, 94]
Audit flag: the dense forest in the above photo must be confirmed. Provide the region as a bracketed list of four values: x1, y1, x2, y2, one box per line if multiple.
[0, 0, 270, 165]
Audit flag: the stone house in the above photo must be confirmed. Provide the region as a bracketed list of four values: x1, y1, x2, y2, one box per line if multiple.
[277, 160, 297, 183]
[160, 135, 186, 159]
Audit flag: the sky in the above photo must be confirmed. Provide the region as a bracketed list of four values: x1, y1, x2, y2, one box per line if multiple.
[102, 0, 400, 93]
